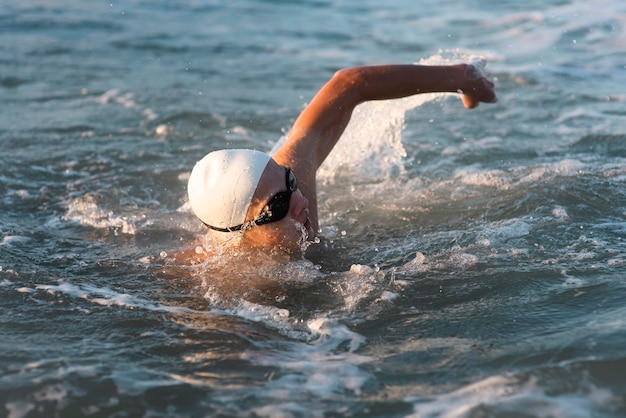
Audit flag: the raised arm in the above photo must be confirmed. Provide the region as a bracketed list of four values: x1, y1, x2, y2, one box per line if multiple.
[272, 63, 497, 231]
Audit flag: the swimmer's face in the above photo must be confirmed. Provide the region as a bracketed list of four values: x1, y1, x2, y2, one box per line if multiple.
[241, 160, 313, 253]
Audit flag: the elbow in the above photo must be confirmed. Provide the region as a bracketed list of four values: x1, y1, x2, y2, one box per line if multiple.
[329, 67, 367, 100]
[332, 67, 364, 85]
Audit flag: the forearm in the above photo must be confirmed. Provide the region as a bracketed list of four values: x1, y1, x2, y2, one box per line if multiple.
[338, 64, 471, 103]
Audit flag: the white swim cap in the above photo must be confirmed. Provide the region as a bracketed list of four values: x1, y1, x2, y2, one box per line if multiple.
[187, 149, 271, 231]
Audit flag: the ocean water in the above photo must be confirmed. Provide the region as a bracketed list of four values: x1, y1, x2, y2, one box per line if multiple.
[1, 0, 626, 417]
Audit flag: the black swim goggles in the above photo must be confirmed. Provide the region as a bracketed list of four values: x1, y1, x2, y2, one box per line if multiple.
[206, 167, 298, 232]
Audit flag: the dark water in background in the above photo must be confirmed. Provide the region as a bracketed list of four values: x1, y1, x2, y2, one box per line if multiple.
[2, 0, 626, 417]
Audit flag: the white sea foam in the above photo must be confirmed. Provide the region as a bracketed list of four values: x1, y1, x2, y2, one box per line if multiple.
[408, 372, 618, 418]
[97, 88, 158, 125]
[33, 281, 195, 315]
[454, 167, 512, 189]
[399, 252, 428, 273]
[62, 194, 138, 235]
[0, 235, 31, 246]
[215, 299, 304, 338]
[206, 284, 374, 405]
[316, 94, 418, 184]
[480, 219, 532, 242]
[519, 159, 586, 183]
[243, 317, 372, 413]
[552, 206, 570, 220]
[5, 400, 36, 418]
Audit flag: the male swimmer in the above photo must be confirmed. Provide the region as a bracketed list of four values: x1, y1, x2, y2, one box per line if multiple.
[185, 64, 497, 257]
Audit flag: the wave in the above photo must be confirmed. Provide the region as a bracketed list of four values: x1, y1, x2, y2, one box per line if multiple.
[408, 360, 623, 418]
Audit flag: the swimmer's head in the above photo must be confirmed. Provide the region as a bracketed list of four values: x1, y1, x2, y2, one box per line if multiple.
[187, 149, 271, 231]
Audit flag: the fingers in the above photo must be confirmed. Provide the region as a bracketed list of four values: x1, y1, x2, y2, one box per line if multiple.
[463, 62, 497, 105]
[483, 77, 497, 101]
[470, 77, 497, 107]
[460, 80, 497, 109]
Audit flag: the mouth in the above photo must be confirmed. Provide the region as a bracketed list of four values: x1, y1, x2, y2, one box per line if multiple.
[303, 216, 314, 236]
[296, 217, 314, 252]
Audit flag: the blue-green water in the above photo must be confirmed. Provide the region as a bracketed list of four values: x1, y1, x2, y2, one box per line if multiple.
[1, 1, 626, 416]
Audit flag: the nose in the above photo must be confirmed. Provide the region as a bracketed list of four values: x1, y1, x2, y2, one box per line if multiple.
[289, 190, 309, 216]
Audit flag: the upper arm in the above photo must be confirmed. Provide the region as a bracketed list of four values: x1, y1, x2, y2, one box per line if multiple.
[273, 68, 362, 180]
[271, 69, 363, 229]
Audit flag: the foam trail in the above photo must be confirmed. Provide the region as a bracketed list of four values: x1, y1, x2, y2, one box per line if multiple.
[34, 281, 198, 314]
[408, 373, 618, 418]
[242, 317, 372, 417]
[63, 194, 138, 235]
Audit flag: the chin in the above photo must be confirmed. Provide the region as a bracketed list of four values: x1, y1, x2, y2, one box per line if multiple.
[243, 219, 311, 255]
[279, 219, 310, 254]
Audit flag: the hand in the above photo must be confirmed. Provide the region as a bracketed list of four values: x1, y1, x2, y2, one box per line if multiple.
[459, 63, 498, 109]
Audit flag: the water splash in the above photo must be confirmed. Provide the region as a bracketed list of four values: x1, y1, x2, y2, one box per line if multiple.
[63, 193, 138, 235]
[316, 52, 494, 186]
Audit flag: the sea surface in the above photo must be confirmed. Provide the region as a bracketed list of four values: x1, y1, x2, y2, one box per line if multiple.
[1, 0, 626, 417]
